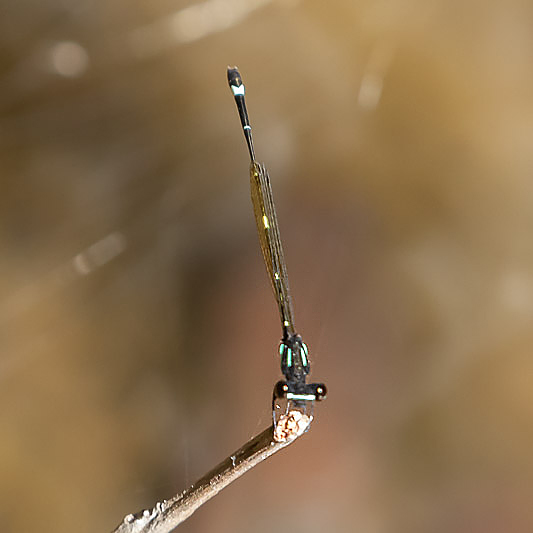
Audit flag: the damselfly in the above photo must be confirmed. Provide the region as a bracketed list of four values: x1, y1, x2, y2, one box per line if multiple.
[227, 67, 327, 423]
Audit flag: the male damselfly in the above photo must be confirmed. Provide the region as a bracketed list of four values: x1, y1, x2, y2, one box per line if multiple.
[227, 67, 327, 424]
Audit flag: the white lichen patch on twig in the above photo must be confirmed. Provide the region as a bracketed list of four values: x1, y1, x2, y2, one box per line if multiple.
[273, 410, 311, 443]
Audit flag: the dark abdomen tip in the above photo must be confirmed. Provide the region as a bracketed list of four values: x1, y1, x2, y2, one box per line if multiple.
[227, 66, 243, 89]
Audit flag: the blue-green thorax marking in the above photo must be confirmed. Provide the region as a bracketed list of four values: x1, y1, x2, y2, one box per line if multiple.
[279, 334, 311, 385]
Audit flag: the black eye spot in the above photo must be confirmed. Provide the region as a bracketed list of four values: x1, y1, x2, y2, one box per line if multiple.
[274, 380, 289, 399]
[315, 384, 327, 400]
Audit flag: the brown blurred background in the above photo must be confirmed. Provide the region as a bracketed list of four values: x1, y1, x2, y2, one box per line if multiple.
[1, 0, 533, 531]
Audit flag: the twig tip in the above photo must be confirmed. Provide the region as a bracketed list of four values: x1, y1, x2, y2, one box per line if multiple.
[273, 410, 311, 443]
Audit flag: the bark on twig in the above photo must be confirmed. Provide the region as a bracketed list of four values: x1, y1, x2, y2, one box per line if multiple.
[111, 411, 311, 533]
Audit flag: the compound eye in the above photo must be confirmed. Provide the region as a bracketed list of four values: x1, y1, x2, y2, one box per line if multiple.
[274, 380, 289, 399]
[314, 384, 327, 401]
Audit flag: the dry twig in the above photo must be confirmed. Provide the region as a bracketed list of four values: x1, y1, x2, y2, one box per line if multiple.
[111, 411, 311, 533]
